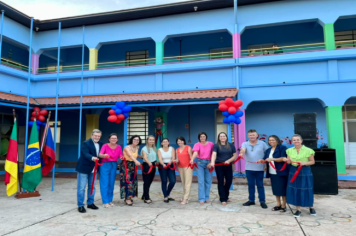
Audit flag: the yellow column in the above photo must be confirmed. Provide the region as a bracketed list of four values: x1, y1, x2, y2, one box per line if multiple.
[89, 48, 98, 70]
[86, 114, 100, 139]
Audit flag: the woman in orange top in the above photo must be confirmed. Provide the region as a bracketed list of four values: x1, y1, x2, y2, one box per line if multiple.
[176, 136, 193, 205]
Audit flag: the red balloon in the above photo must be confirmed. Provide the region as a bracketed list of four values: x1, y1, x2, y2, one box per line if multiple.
[33, 107, 40, 112]
[115, 120, 121, 124]
[30, 117, 35, 121]
[109, 110, 116, 115]
[225, 98, 234, 107]
[117, 114, 125, 121]
[228, 107, 237, 114]
[38, 115, 46, 122]
[218, 104, 228, 111]
[31, 111, 36, 117]
[219, 100, 226, 105]
[39, 109, 48, 116]
[234, 100, 243, 108]
[107, 115, 117, 122]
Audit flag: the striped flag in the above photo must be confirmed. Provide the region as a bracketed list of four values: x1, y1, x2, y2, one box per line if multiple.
[4, 119, 18, 196]
[22, 121, 42, 191]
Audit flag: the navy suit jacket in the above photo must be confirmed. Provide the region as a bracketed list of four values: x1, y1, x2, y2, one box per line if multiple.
[76, 139, 103, 174]
[263, 145, 289, 177]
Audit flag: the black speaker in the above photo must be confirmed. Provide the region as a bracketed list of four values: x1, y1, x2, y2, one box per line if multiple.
[294, 113, 317, 149]
[311, 148, 338, 195]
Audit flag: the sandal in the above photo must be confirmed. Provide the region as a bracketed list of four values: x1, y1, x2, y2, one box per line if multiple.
[279, 207, 287, 213]
[109, 202, 115, 207]
[221, 202, 227, 206]
[205, 200, 211, 203]
[272, 206, 281, 211]
[103, 204, 111, 208]
[125, 199, 133, 206]
[164, 198, 169, 203]
[144, 199, 153, 204]
[180, 199, 189, 205]
[168, 197, 175, 201]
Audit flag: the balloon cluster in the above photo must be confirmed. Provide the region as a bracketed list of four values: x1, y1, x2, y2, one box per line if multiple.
[218, 98, 244, 125]
[29, 107, 48, 129]
[107, 102, 132, 124]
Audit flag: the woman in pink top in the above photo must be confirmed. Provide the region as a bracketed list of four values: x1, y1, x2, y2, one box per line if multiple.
[191, 132, 214, 205]
[98, 133, 123, 208]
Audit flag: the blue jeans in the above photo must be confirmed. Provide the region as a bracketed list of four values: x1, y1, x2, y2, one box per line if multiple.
[77, 172, 97, 207]
[158, 163, 176, 198]
[99, 162, 117, 204]
[246, 170, 265, 203]
[196, 159, 212, 202]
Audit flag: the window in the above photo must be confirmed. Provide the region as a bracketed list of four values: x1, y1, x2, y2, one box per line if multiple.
[127, 112, 148, 144]
[126, 50, 149, 66]
[49, 121, 61, 143]
[335, 30, 356, 48]
[215, 110, 234, 143]
[210, 47, 233, 59]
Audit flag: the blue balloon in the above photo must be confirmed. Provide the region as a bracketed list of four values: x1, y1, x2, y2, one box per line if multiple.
[228, 115, 236, 123]
[235, 110, 244, 117]
[37, 126, 40, 130]
[41, 122, 47, 127]
[122, 106, 132, 113]
[222, 111, 230, 117]
[234, 118, 242, 125]
[123, 113, 129, 118]
[28, 121, 34, 127]
[115, 109, 122, 115]
[223, 117, 229, 124]
[111, 105, 117, 110]
[36, 120, 42, 125]
[116, 101, 126, 108]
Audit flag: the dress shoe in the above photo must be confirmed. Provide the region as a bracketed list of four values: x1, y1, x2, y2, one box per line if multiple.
[243, 201, 255, 206]
[87, 204, 99, 210]
[78, 206, 86, 213]
[260, 203, 268, 209]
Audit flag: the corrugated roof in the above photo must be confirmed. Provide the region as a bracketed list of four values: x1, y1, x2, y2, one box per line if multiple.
[0, 89, 237, 106]
[0, 91, 37, 104]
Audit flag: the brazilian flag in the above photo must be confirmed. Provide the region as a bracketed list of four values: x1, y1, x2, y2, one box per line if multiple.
[22, 121, 42, 191]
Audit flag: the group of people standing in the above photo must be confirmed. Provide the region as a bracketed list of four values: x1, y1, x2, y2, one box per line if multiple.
[76, 128, 316, 218]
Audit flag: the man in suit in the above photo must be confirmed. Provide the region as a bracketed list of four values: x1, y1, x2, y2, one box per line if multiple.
[76, 129, 103, 213]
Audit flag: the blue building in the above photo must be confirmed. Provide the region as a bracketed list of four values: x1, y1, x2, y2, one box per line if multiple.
[0, 0, 355, 175]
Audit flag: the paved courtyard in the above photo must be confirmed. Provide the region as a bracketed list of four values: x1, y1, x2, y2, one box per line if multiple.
[1, 178, 355, 236]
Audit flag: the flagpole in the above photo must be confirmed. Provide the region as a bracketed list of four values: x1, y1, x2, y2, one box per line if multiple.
[23, 18, 34, 188]
[12, 109, 22, 193]
[52, 22, 61, 191]
[0, 10, 5, 65]
[78, 26, 85, 158]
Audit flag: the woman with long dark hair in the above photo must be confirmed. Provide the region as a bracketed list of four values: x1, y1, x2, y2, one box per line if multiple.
[141, 135, 157, 204]
[120, 135, 142, 206]
[210, 132, 237, 205]
[261, 135, 289, 212]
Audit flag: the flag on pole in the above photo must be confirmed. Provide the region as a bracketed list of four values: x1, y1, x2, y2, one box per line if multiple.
[4, 119, 18, 196]
[41, 127, 55, 176]
[22, 121, 42, 191]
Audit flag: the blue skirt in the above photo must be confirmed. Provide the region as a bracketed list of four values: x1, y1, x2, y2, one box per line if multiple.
[270, 174, 288, 197]
[286, 166, 314, 207]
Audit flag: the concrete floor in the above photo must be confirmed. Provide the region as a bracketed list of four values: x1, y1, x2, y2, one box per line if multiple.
[1, 178, 355, 236]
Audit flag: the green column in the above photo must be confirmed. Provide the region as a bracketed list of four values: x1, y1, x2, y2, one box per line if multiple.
[323, 23, 336, 51]
[156, 42, 164, 65]
[326, 106, 346, 174]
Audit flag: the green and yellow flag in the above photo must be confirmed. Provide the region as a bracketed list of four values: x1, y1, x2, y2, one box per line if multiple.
[22, 121, 42, 191]
[4, 119, 18, 196]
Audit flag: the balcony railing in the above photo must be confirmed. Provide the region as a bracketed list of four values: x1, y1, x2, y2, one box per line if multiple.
[96, 58, 155, 69]
[163, 51, 233, 63]
[1, 58, 30, 72]
[37, 64, 90, 74]
[336, 40, 356, 49]
[241, 43, 325, 57]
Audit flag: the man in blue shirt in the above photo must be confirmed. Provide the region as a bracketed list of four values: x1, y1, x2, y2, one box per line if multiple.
[239, 129, 269, 209]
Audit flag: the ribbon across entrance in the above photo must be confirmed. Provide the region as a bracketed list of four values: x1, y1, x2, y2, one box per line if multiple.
[209, 155, 243, 173]
[90, 159, 103, 195]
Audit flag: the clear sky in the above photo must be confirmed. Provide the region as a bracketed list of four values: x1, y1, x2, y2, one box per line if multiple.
[2, 0, 192, 20]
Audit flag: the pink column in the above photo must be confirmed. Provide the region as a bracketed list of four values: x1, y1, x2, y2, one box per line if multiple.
[233, 33, 241, 59]
[31, 54, 40, 74]
[234, 109, 246, 172]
